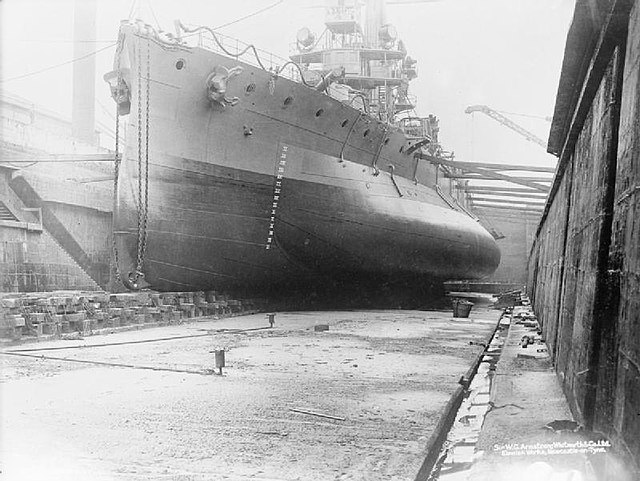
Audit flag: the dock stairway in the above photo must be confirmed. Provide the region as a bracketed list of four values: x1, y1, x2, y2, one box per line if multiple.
[0, 202, 19, 222]
[0, 165, 108, 292]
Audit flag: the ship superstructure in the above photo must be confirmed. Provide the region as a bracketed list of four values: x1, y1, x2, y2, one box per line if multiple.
[104, 1, 500, 301]
[291, 0, 441, 153]
[292, 1, 415, 120]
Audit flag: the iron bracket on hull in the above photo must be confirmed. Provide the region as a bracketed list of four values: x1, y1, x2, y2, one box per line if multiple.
[371, 124, 389, 176]
[388, 164, 404, 197]
[338, 111, 363, 163]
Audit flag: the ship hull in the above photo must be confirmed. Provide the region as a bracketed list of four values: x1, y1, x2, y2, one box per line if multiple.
[115, 151, 499, 294]
[112, 26, 500, 298]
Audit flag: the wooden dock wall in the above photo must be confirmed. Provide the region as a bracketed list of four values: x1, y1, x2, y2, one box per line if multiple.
[527, 0, 639, 471]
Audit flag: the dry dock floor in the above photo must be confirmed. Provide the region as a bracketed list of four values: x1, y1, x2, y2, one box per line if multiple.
[1, 308, 499, 481]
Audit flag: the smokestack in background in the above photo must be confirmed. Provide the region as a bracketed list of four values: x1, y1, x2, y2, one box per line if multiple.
[72, 0, 97, 144]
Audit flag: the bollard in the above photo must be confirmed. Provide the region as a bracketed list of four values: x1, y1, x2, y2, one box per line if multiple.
[267, 313, 275, 328]
[214, 349, 225, 375]
[452, 299, 473, 318]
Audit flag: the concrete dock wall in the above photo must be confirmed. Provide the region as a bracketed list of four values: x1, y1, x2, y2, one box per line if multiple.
[482, 211, 538, 285]
[0, 168, 112, 291]
[10, 171, 113, 288]
[609, 0, 640, 463]
[527, 0, 639, 471]
[0, 172, 100, 291]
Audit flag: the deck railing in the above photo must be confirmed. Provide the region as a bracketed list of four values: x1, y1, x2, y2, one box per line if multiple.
[182, 28, 303, 83]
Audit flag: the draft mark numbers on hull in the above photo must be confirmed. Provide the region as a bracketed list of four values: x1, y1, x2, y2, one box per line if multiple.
[266, 143, 289, 249]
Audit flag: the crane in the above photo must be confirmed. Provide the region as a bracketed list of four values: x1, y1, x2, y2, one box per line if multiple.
[465, 105, 548, 149]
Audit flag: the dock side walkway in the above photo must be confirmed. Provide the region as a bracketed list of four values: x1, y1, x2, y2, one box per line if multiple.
[432, 294, 634, 481]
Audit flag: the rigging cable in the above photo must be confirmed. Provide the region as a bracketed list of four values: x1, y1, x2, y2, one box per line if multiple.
[178, 22, 315, 88]
[146, 0, 162, 30]
[1, 351, 216, 376]
[214, 0, 285, 30]
[0, 43, 116, 83]
[127, 0, 138, 20]
[180, 0, 286, 39]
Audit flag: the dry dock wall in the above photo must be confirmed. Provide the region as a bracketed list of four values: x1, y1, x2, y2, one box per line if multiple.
[482, 211, 538, 286]
[0, 168, 112, 291]
[527, 0, 639, 472]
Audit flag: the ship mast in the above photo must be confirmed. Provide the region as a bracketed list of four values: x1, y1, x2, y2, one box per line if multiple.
[364, 0, 387, 48]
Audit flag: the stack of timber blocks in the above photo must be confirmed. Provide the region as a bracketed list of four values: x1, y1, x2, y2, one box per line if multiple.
[0, 290, 262, 341]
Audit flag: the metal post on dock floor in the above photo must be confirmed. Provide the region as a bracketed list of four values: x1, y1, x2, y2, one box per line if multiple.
[214, 350, 225, 375]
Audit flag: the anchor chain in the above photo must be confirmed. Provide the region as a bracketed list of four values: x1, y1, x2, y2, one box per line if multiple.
[112, 108, 122, 283]
[141, 35, 151, 266]
[111, 28, 125, 285]
[131, 34, 151, 287]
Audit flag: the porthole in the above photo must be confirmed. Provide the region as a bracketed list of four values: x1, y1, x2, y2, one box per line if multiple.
[283, 96, 293, 106]
[175, 59, 185, 70]
[399, 146, 404, 153]
[363, 129, 370, 137]
[341, 119, 349, 128]
[383, 138, 390, 145]
[245, 83, 256, 94]
[315, 108, 324, 117]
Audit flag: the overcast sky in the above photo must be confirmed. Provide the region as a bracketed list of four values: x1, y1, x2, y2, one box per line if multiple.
[1, 0, 575, 168]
